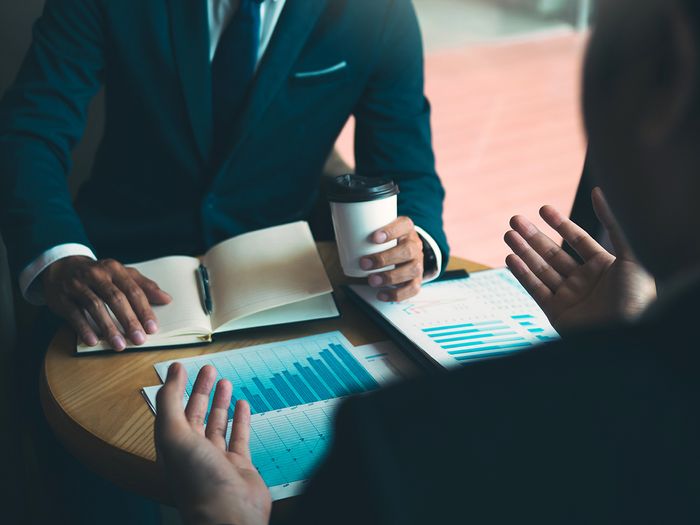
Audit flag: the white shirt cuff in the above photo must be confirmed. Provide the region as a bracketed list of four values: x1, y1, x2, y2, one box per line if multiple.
[19, 244, 97, 305]
[414, 226, 443, 283]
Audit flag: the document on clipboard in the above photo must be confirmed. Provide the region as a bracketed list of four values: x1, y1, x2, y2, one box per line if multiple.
[346, 268, 559, 370]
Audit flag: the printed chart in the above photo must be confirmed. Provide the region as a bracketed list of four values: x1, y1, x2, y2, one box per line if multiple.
[146, 334, 416, 500]
[350, 268, 559, 368]
[154, 333, 379, 417]
[246, 400, 339, 498]
[422, 313, 557, 362]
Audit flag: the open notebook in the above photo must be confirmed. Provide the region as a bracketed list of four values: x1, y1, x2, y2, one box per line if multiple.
[76, 222, 339, 354]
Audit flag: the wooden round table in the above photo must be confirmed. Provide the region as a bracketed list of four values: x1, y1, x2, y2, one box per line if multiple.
[41, 243, 486, 506]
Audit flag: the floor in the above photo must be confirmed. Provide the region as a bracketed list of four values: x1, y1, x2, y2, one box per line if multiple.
[336, 1, 588, 267]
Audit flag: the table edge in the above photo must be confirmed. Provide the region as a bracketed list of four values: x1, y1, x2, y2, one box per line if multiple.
[40, 359, 172, 503]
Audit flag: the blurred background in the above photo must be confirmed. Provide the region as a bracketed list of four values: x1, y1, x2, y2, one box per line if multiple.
[338, 0, 590, 267]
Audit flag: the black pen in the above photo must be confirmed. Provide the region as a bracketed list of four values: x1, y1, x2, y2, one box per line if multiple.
[198, 264, 213, 315]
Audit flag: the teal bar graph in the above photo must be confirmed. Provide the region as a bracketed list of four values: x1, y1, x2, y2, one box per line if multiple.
[166, 334, 379, 416]
[420, 313, 558, 363]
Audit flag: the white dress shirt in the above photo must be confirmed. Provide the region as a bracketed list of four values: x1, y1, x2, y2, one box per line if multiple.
[19, 0, 441, 304]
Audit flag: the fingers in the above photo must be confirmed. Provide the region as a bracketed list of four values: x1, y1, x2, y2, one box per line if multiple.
[591, 187, 633, 259]
[114, 270, 161, 335]
[69, 260, 145, 349]
[376, 277, 422, 303]
[61, 299, 99, 346]
[205, 379, 233, 450]
[505, 254, 553, 308]
[368, 258, 423, 288]
[185, 365, 218, 434]
[508, 215, 579, 277]
[92, 278, 147, 347]
[362, 224, 424, 303]
[504, 229, 564, 291]
[130, 269, 172, 307]
[155, 363, 188, 433]
[72, 283, 128, 351]
[360, 231, 422, 272]
[96, 260, 162, 344]
[229, 399, 252, 462]
[370, 216, 415, 244]
[538, 206, 605, 262]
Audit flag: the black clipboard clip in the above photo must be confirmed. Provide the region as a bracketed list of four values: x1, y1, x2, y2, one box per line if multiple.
[434, 269, 469, 283]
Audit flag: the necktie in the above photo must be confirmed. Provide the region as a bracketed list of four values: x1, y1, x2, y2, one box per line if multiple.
[212, 0, 262, 155]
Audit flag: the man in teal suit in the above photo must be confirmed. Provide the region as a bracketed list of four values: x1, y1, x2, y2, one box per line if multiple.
[1, 1, 448, 522]
[0, 0, 449, 351]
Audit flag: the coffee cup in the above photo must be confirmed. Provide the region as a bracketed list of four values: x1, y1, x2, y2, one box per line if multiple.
[327, 174, 400, 278]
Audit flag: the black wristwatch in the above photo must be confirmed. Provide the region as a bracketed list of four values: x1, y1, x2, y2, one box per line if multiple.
[420, 235, 438, 276]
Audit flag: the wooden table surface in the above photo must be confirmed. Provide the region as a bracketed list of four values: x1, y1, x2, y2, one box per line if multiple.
[41, 242, 487, 505]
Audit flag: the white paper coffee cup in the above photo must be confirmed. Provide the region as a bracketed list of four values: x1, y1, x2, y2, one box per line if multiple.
[327, 174, 399, 278]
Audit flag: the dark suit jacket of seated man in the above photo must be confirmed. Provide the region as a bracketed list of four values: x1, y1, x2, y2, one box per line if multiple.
[0, 0, 449, 323]
[152, 1, 700, 523]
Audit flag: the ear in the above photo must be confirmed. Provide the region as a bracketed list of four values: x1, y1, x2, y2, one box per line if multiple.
[641, 3, 699, 145]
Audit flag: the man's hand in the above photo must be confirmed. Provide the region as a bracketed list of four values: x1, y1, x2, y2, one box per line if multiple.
[42, 256, 171, 350]
[504, 188, 656, 333]
[155, 364, 271, 525]
[360, 216, 424, 302]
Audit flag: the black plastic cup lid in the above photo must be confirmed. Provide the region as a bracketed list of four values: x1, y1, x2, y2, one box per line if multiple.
[326, 174, 399, 203]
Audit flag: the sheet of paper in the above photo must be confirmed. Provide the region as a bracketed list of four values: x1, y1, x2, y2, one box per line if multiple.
[349, 268, 560, 369]
[204, 222, 334, 330]
[144, 334, 416, 500]
[217, 294, 339, 333]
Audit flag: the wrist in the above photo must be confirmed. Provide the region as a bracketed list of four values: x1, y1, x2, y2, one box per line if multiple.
[20, 244, 97, 305]
[41, 255, 92, 285]
[420, 235, 437, 276]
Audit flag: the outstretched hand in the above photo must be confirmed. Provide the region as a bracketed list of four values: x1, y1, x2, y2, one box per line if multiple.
[155, 364, 271, 525]
[504, 188, 656, 333]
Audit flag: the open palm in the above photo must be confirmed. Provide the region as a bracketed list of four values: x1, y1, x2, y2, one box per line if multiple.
[155, 364, 271, 525]
[504, 188, 656, 334]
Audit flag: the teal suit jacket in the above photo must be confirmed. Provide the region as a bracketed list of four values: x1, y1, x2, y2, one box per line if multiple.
[0, 0, 449, 277]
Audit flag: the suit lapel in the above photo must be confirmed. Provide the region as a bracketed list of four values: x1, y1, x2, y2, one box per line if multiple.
[167, 0, 212, 163]
[216, 0, 328, 173]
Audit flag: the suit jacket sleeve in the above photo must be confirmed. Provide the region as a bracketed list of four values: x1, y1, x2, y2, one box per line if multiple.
[0, 0, 104, 279]
[352, 0, 450, 264]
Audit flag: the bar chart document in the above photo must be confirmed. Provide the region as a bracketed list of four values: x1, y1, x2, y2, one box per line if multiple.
[144, 334, 416, 500]
[348, 268, 559, 369]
